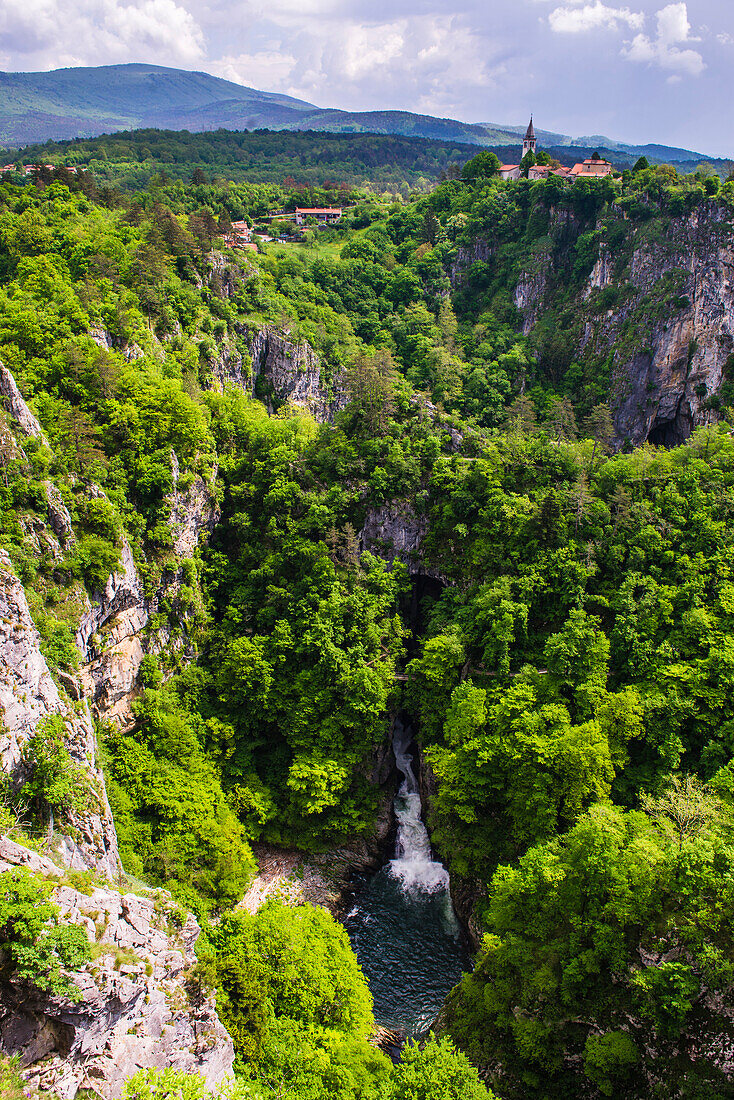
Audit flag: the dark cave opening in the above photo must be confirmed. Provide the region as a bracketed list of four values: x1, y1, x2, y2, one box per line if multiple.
[647, 407, 693, 447]
[404, 573, 446, 657]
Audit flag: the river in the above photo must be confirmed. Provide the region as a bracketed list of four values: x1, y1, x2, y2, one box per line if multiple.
[344, 719, 469, 1038]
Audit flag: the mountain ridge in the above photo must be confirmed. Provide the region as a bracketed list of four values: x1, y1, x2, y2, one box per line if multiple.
[0, 62, 717, 163]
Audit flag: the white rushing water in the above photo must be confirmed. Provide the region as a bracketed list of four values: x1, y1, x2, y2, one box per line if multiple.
[388, 719, 452, 894]
[344, 715, 467, 1035]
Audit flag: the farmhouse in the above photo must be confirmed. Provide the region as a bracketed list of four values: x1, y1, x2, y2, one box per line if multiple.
[295, 207, 342, 226]
[223, 219, 252, 247]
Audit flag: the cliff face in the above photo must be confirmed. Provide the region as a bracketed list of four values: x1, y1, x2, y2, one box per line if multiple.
[586, 202, 734, 445]
[0, 365, 235, 1097]
[0, 837, 234, 1100]
[209, 323, 349, 422]
[77, 456, 219, 731]
[456, 198, 734, 447]
[0, 550, 120, 880]
[248, 325, 349, 422]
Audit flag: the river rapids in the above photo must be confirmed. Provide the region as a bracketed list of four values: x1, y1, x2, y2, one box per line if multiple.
[344, 719, 468, 1037]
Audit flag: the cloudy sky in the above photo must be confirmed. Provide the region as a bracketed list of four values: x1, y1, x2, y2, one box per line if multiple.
[1, 0, 732, 154]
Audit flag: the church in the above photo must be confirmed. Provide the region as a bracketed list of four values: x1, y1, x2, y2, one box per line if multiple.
[498, 118, 614, 182]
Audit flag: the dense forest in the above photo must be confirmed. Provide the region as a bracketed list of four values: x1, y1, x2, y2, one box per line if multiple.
[6, 126, 731, 197]
[1, 148, 734, 1099]
[2, 129, 482, 193]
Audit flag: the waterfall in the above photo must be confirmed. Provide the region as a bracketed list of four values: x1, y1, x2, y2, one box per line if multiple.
[388, 719, 451, 894]
[344, 716, 467, 1036]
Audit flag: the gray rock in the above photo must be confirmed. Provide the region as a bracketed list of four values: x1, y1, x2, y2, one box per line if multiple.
[360, 502, 429, 568]
[0, 840, 235, 1100]
[209, 320, 349, 424]
[169, 450, 220, 557]
[0, 361, 48, 443]
[0, 550, 120, 880]
[45, 481, 75, 545]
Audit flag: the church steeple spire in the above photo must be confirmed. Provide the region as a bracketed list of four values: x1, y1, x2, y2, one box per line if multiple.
[523, 116, 537, 158]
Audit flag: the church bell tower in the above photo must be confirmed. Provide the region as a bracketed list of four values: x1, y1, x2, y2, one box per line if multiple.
[522, 117, 537, 158]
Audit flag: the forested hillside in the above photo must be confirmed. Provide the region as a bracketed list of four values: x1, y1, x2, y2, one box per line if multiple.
[1, 154, 734, 1099]
[6, 126, 732, 196]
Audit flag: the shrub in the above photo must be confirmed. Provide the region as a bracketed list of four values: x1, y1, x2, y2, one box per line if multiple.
[0, 868, 91, 999]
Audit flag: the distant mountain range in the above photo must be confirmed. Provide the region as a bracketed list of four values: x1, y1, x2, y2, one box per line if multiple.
[0, 63, 719, 165]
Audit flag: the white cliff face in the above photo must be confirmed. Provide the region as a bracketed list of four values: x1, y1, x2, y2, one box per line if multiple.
[75, 449, 219, 729]
[75, 539, 152, 729]
[604, 202, 734, 445]
[0, 550, 120, 880]
[0, 837, 235, 1100]
[209, 323, 349, 423]
[0, 363, 235, 1098]
[0, 361, 48, 443]
[455, 199, 734, 447]
[169, 450, 221, 558]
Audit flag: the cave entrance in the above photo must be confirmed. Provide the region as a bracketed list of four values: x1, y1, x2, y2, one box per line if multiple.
[647, 404, 693, 447]
[403, 573, 446, 658]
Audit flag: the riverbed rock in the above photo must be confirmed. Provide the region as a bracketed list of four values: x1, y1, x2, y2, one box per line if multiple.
[0, 837, 235, 1100]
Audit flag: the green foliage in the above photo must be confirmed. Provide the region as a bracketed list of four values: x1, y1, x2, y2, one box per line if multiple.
[20, 716, 93, 822]
[0, 1056, 26, 1100]
[444, 797, 734, 1097]
[208, 900, 391, 1099]
[386, 1036, 495, 1100]
[0, 867, 91, 999]
[104, 683, 255, 915]
[2, 156, 734, 1100]
[123, 1068, 260, 1100]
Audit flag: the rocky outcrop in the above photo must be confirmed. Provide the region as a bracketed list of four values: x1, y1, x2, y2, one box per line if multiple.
[449, 238, 494, 287]
[210, 323, 349, 423]
[360, 502, 429, 571]
[169, 450, 220, 558]
[76, 454, 218, 726]
[0, 837, 234, 1100]
[458, 198, 733, 447]
[360, 501, 451, 586]
[75, 539, 149, 728]
[45, 482, 75, 546]
[0, 360, 47, 442]
[592, 201, 734, 445]
[0, 550, 120, 879]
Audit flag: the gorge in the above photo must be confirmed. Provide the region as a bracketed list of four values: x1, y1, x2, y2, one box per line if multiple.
[2, 157, 734, 1100]
[345, 718, 467, 1041]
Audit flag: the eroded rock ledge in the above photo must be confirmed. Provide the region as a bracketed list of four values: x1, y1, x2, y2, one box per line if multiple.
[0, 837, 234, 1100]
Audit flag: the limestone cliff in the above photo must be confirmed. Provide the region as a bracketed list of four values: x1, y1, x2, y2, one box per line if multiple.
[585, 201, 734, 445]
[0, 550, 120, 879]
[0, 837, 234, 1100]
[0, 364, 234, 1098]
[209, 323, 349, 423]
[454, 197, 734, 446]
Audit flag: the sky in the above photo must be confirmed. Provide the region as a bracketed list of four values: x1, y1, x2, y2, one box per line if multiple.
[0, 0, 732, 155]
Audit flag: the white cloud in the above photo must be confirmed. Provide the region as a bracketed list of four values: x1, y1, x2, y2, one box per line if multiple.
[0, 0, 204, 67]
[209, 12, 496, 114]
[622, 2, 705, 78]
[548, 2, 644, 34]
[211, 50, 298, 89]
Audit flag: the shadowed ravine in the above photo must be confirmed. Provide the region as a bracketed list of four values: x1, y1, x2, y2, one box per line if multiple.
[344, 719, 469, 1037]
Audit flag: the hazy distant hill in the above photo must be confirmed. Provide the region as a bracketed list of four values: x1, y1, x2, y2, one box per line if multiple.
[0, 64, 315, 144]
[0, 62, 717, 165]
